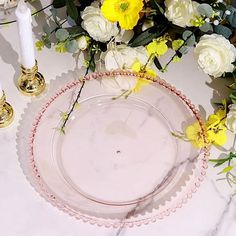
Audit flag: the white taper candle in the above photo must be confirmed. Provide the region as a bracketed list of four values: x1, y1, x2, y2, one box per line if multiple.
[15, 0, 35, 69]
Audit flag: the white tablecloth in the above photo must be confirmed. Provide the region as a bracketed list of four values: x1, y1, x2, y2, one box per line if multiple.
[0, 11, 236, 236]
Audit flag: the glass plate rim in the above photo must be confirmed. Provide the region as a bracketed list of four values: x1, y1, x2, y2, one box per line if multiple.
[17, 70, 210, 228]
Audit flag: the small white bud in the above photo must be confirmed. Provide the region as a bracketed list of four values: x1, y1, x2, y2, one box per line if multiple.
[213, 20, 219, 25]
[76, 36, 89, 51]
[205, 18, 210, 23]
[225, 10, 231, 15]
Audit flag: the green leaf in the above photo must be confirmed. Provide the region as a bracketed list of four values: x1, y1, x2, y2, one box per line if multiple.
[55, 28, 69, 41]
[42, 23, 51, 35]
[182, 30, 195, 47]
[65, 39, 78, 53]
[67, 16, 77, 27]
[89, 58, 96, 72]
[209, 158, 230, 163]
[179, 46, 189, 55]
[50, 7, 58, 22]
[66, 0, 79, 21]
[129, 25, 169, 47]
[214, 2, 227, 11]
[210, 158, 230, 167]
[154, 57, 163, 71]
[149, 0, 164, 14]
[226, 8, 236, 28]
[230, 90, 236, 104]
[214, 25, 232, 39]
[200, 22, 213, 32]
[42, 35, 51, 48]
[53, 0, 66, 8]
[65, 26, 86, 35]
[220, 166, 234, 174]
[197, 4, 213, 17]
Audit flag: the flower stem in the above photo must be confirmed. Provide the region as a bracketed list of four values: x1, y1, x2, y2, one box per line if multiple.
[163, 29, 197, 71]
[60, 49, 95, 132]
[0, 3, 52, 26]
[142, 53, 154, 72]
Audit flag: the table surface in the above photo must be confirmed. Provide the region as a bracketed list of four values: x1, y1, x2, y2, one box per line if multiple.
[1, 7, 236, 236]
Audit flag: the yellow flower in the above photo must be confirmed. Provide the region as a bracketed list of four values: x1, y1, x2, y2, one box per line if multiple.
[207, 126, 227, 146]
[146, 39, 168, 57]
[173, 56, 181, 63]
[206, 106, 227, 146]
[172, 39, 184, 51]
[101, 0, 143, 30]
[190, 16, 206, 27]
[184, 100, 228, 148]
[55, 42, 67, 53]
[185, 122, 206, 148]
[215, 99, 227, 121]
[131, 60, 156, 93]
[35, 40, 44, 51]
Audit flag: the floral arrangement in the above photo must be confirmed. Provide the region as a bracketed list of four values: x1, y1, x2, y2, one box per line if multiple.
[0, 0, 18, 10]
[34, 0, 236, 194]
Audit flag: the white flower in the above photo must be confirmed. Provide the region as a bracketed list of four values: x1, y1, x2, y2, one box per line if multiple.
[226, 104, 236, 134]
[0, 0, 18, 7]
[76, 36, 89, 50]
[164, 0, 199, 27]
[115, 30, 134, 44]
[194, 34, 236, 78]
[81, 6, 119, 42]
[101, 75, 137, 92]
[104, 45, 148, 70]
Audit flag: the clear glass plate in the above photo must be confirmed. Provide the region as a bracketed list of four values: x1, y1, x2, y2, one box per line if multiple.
[17, 71, 209, 227]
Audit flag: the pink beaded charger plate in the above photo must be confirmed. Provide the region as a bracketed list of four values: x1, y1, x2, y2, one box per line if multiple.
[17, 70, 209, 227]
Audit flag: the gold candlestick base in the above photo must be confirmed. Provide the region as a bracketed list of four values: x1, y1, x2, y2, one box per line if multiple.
[18, 61, 46, 96]
[0, 92, 14, 128]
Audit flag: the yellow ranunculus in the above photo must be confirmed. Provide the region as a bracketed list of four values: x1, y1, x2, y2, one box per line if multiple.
[101, 0, 143, 30]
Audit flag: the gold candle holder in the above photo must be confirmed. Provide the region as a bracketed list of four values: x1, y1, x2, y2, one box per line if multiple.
[18, 60, 45, 96]
[0, 91, 14, 128]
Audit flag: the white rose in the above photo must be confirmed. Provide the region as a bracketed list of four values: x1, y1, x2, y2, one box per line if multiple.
[165, 0, 199, 27]
[104, 45, 148, 70]
[226, 104, 236, 134]
[76, 36, 89, 50]
[81, 6, 119, 42]
[194, 34, 236, 78]
[101, 75, 137, 92]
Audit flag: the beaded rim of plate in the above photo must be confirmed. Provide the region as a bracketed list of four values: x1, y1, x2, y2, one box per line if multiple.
[20, 70, 210, 227]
